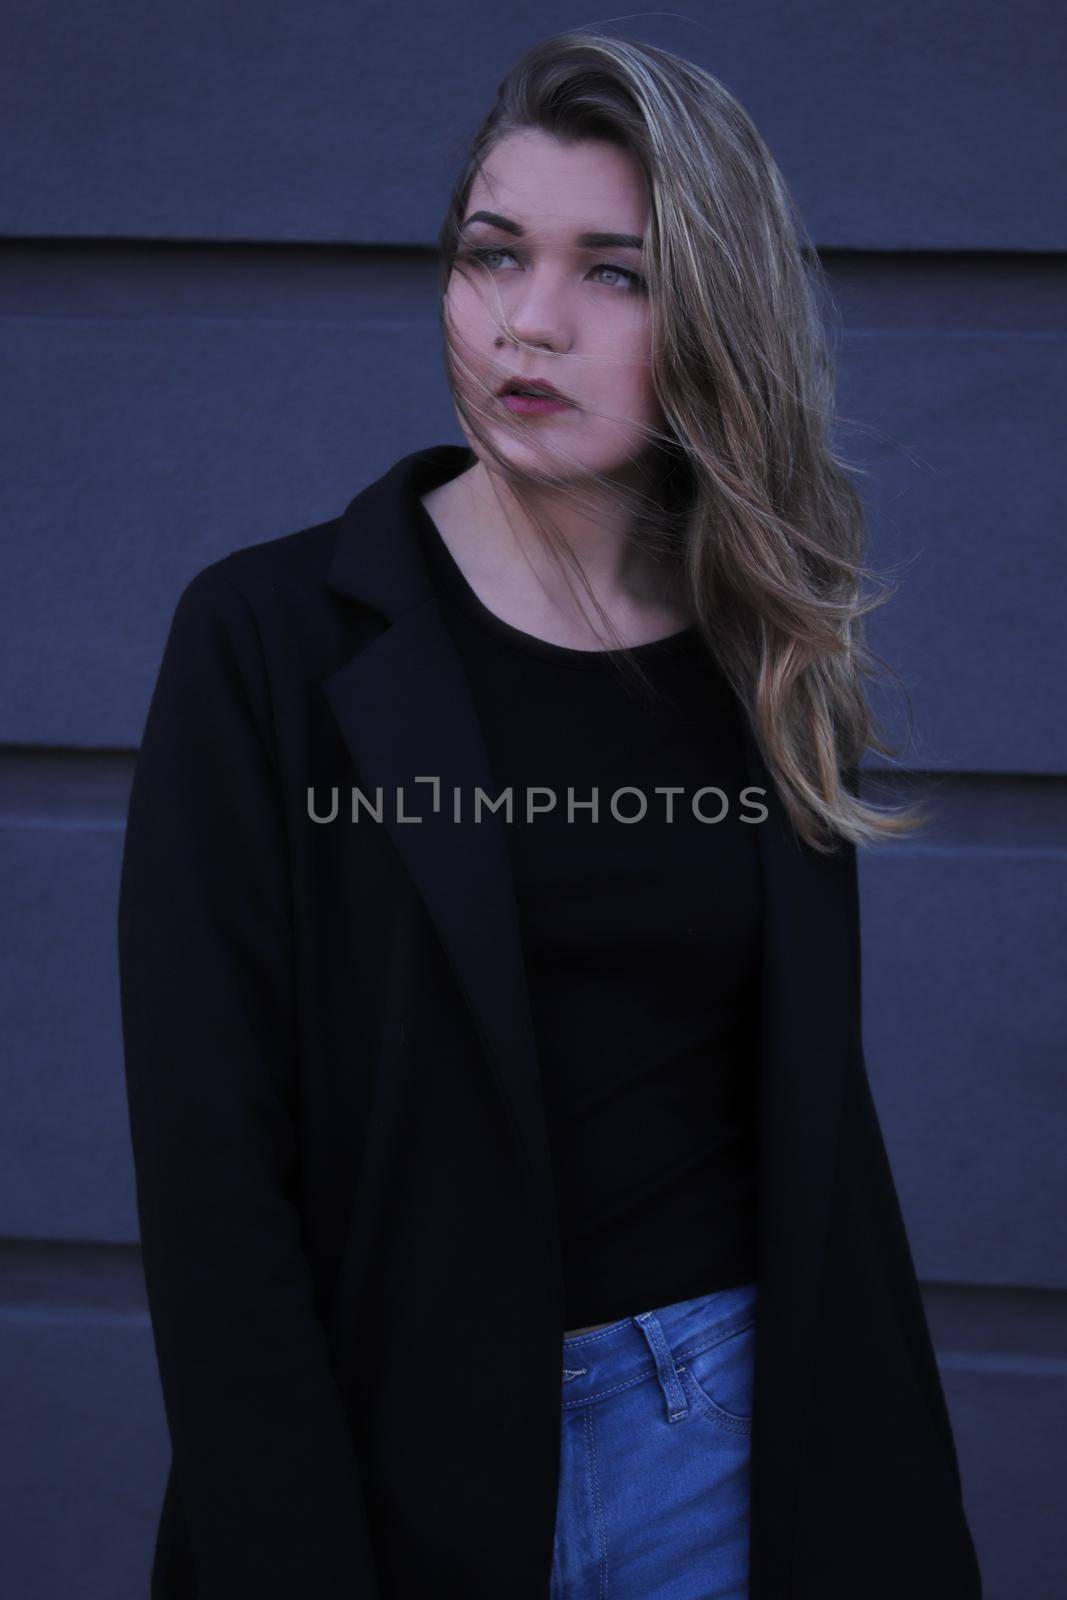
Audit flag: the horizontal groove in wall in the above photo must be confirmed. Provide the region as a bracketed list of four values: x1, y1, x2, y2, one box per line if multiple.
[1, 751, 1064, 851]
[1, 1240, 1064, 1364]
[0, 240, 1062, 332]
[855, 771, 1067, 853]
[0, 748, 133, 825]
[0, 1239, 146, 1315]
[923, 1280, 1067, 1364]
[937, 1351, 1067, 1377]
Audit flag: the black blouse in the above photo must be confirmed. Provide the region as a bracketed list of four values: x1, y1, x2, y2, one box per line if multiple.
[415, 503, 763, 1327]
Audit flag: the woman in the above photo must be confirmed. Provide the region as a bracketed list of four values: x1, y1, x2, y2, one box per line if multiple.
[117, 31, 982, 1600]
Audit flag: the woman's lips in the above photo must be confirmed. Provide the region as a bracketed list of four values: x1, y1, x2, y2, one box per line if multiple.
[499, 392, 575, 416]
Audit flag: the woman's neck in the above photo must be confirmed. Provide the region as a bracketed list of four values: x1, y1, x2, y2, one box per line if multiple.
[424, 459, 689, 643]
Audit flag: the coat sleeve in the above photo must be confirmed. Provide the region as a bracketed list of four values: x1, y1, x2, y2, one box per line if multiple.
[117, 565, 380, 1598]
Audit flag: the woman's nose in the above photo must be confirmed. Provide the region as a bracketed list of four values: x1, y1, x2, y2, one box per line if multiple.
[505, 279, 573, 354]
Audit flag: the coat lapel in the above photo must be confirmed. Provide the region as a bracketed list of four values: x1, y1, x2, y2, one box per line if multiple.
[320, 448, 564, 1317]
[321, 446, 859, 1589]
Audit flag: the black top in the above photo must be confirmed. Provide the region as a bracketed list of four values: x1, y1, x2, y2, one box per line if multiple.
[415, 500, 762, 1327]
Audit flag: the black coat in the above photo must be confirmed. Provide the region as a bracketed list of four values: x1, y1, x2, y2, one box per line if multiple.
[117, 443, 982, 1598]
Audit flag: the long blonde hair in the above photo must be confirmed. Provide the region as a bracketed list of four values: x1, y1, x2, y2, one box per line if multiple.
[434, 30, 929, 853]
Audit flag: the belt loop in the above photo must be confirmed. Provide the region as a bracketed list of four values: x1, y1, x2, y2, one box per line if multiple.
[633, 1309, 689, 1422]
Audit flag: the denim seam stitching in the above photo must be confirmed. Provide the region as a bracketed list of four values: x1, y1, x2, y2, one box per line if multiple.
[676, 1363, 753, 1434]
[672, 1312, 756, 1368]
[562, 1367, 657, 1408]
[584, 1405, 609, 1599]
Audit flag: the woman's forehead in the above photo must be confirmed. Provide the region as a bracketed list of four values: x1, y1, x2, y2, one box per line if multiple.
[467, 131, 649, 232]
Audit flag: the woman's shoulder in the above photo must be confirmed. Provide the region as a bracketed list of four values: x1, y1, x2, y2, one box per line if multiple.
[190, 511, 343, 616]
[164, 480, 392, 705]
[171, 444, 456, 656]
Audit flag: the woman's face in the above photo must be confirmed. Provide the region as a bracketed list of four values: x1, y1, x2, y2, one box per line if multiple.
[445, 128, 661, 484]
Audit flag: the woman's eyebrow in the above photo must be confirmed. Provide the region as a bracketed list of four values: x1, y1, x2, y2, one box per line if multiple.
[460, 209, 644, 251]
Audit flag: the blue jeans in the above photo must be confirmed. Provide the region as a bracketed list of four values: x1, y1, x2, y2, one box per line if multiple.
[551, 1279, 758, 1599]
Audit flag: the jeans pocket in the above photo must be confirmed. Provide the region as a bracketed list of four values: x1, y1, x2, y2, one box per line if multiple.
[675, 1314, 756, 1435]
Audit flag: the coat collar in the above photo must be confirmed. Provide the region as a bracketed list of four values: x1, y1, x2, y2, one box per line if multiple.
[321, 444, 861, 1589]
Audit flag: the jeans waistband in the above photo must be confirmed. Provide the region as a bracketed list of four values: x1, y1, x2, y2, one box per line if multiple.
[559, 1279, 758, 1422]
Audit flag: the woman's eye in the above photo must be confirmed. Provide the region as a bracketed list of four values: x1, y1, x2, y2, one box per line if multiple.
[465, 246, 644, 294]
[591, 263, 646, 292]
[469, 246, 519, 270]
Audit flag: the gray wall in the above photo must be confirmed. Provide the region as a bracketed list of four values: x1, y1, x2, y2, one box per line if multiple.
[2, 5, 1064, 1596]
